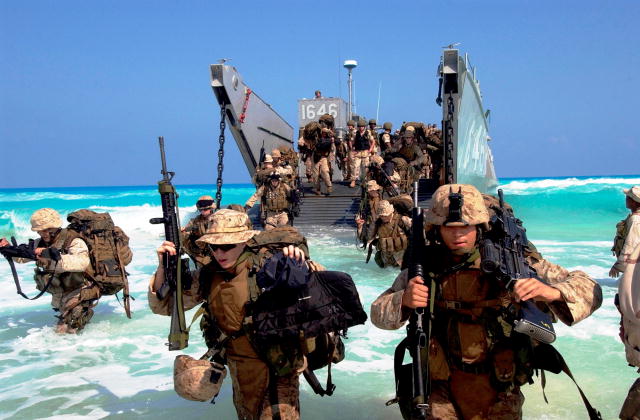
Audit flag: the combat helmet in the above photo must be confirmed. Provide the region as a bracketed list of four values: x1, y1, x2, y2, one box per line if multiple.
[357, 120, 366, 128]
[196, 195, 216, 211]
[377, 200, 394, 217]
[173, 355, 226, 402]
[425, 184, 489, 228]
[30, 208, 62, 232]
[383, 122, 392, 130]
[368, 119, 376, 125]
[347, 120, 356, 127]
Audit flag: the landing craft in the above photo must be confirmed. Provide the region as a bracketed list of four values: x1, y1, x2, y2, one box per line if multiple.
[209, 48, 497, 227]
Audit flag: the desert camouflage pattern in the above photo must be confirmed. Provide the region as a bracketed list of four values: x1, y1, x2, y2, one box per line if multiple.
[377, 200, 394, 217]
[196, 209, 259, 245]
[367, 179, 381, 192]
[613, 211, 640, 273]
[264, 212, 289, 230]
[312, 156, 331, 194]
[30, 208, 63, 231]
[173, 354, 226, 402]
[350, 150, 371, 183]
[181, 213, 214, 267]
[371, 249, 601, 419]
[425, 184, 490, 227]
[620, 377, 640, 420]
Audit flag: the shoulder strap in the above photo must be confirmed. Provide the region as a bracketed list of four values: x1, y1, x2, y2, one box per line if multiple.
[538, 344, 602, 420]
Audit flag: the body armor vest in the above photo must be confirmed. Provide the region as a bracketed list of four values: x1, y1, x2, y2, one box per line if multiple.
[353, 131, 370, 151]
[263, 184, 289, 213]
[376, 214, 408, 253]
[34, 229, 86, 295]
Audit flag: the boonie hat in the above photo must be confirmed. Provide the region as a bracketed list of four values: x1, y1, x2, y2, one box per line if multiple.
[271, 149, 281, 158]
[196, 209, 259, 245]
[263, 154, 273, 163]
[624, 186, 640, 203]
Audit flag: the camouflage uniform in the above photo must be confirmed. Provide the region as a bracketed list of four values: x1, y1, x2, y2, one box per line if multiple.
[245, 180, 293, 230]
[370, 185, 603, 420]
[149, 210, 301, 420]
[366, 201, 412, 268]
[611, 186, 640, 275]
[350, 123, 375, 186]
[182, 213, 214, 267]
[11, 209, 99, 332]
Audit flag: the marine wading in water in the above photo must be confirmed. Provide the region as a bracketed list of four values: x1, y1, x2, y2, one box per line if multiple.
[0, 208, 133, 333]
[371, 184, 604, 420]
[149, 139, 367, 419]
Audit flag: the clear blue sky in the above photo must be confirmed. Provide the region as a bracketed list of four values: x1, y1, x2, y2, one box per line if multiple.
[1, 1, 638, 188]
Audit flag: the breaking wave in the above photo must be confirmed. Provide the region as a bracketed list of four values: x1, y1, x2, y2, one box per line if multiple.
[500, 176, 640, 195]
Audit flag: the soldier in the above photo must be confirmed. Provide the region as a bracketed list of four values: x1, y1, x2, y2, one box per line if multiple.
[349, 120, 375, 188]
[245, 172, 294, 230]
[379, 122, 393, 155]
[314, 90, 322, 99]
[368, 119, 379, 154]
[150, 209, 308, 419]
[364, 200, 412, 268]
[391, 126, 425, 192]
[0, 208, 100, 333]
[311, 128, 333, 195]
[370, 184, 602, 419]
[270, 149, 294, 182]
[181, 195, 217, 267]
[254, 155, 274, 185]
[610, 186, 640, 278]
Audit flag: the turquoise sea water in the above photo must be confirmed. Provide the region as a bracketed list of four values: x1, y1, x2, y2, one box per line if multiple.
[0, 175, 639, 419]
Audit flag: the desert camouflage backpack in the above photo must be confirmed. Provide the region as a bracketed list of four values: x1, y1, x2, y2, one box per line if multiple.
[67, 209, 133, 317]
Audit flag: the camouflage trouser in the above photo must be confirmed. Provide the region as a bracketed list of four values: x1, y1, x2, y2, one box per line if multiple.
[53, 283, 101, 331]
[258, 374, 300, 420]
[264, 212, 289, 230]
[426, 379, 523, 420]
[620, 377, 640, 420]
[303, 156, 313, 181]
[374, 250, 403, 268]
[312, 157, 332, 192]
[350, 150, 370, 182]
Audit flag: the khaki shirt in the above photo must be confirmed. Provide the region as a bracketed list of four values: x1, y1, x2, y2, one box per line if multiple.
[614, 211, 640, 271]
[371, 254, 602, 331]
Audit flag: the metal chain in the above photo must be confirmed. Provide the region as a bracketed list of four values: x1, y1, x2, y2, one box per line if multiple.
[215, 106, 226, 209]
[445, 96, 455, 184]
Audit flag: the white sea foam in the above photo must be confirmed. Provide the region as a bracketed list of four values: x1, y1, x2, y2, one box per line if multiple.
[500, 176, 640, 194]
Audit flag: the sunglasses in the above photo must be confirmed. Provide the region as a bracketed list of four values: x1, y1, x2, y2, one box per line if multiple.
[208, 243, 239, 252]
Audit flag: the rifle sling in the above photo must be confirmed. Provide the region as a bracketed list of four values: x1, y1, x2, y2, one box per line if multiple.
[6, 256, 55, 300]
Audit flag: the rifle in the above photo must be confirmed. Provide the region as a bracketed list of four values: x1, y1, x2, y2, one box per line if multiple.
[149, 136, 190, 351]
[479, 189, 556, 344]
[401, 181, 430, 419]
[1, 237, 61, 300]
[369, 163, 400, 197]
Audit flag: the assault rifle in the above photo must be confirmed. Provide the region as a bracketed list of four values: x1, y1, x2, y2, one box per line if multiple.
[149, 136, 190, 351]
[368, 163, 399, 197]
[479, 189, 556, 344]
[398, 181, 430, 419]
[1, 237, 61, 300]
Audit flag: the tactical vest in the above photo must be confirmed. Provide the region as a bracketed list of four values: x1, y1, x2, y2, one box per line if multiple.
[612, 214, 632, 257]
[376, 214, 408, 253]
[427, 250, 535, 391]
[353, 131, 370, 151]
[314, 138, 332, 159]
[34, 229, 87, 296]
[263, 184, 289, 213]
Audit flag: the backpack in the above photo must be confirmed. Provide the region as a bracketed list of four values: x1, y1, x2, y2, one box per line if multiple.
[66, 209, 133, 317]
[245, 227, 367, 395]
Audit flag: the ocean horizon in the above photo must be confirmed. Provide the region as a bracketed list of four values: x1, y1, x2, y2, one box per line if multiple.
[1, 174, 639, 419]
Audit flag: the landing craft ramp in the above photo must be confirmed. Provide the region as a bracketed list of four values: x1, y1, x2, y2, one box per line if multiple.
[212, 48, 497, 227]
